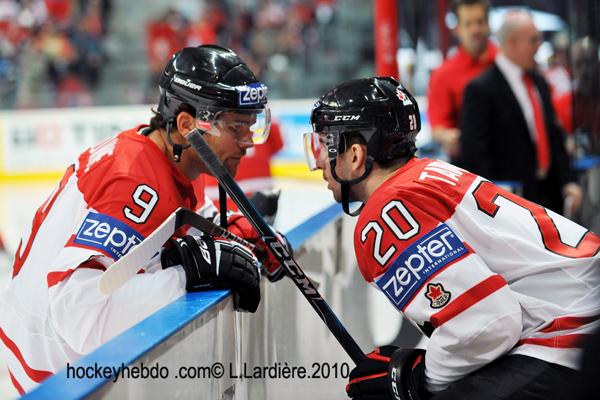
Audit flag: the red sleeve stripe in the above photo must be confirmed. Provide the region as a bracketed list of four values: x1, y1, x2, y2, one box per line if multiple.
[347, 372, 388, 386]
[8, 368, 25, 395]
[400, 249, 472, 311]
[464, 242, 476, 254]
[47, 259, 107, 288]
[431, 274, 507, 328]
[0, 328, 52, 383]
[540, 314, 600, 333]
[368, 353, 392, 363]
[518, 333, 590, 348]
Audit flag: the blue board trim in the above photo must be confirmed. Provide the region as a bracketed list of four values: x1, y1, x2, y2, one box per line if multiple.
[23, 290, 230, 399]
[574, 156, 600, 171]
[23, 203, 343, 399]
[285, 203, 342, 250]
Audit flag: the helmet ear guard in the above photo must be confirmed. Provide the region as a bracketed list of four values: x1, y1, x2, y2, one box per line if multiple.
[308, 77, 421, 216]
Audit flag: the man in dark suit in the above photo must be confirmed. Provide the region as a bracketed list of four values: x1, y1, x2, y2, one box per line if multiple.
[458, 10, 581, 214]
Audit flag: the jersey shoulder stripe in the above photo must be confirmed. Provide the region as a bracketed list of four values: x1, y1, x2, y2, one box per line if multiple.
[73, 128, 196, 238]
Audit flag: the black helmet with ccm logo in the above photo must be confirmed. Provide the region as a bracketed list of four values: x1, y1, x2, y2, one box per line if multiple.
[308, 77, 420, 216]
[310, 76, 420, 163]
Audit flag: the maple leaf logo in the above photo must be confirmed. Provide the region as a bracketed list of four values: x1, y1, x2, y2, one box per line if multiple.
[425, 283, 451, 308]
[396, 87, 407, 101]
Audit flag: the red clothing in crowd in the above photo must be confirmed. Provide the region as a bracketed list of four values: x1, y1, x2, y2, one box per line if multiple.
[194, 121, 284, 210]
[554, 92, 600, 144]
[44, 0, 73, 25]
[146, 20, 185, 75]
[553, 92, 573, 134]
[427, 41, 497, 129]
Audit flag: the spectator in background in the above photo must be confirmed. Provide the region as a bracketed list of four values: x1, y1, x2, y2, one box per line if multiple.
[15, 25, 52, 108]
[6, 0, 111, 108]
[554, 38, 600, 233]
[545, 31, 572, 98]
[69, 0, 108, 90]
[43, 0, 72, 27]
[145, 8, 188, 97]
[427, 0, 496, 161]
[554, 38, 600, 150]
[56, 63, 93, 107]
[459, 10, 581, 215]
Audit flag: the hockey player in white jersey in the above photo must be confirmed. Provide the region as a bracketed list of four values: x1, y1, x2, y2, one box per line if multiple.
[304, 77, 600, 399]
[0, 45, 289, 394]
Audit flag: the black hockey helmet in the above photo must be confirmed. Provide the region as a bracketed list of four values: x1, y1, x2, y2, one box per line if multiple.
[304, 77, 420, 215]
[157, 45, 271, 160]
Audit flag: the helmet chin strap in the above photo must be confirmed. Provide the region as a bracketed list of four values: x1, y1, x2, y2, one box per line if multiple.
[330, 157, 373, 216]
[165, 119, 191, 162]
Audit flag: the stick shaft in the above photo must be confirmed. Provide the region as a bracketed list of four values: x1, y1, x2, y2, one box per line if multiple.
[188, 130, 366, 364]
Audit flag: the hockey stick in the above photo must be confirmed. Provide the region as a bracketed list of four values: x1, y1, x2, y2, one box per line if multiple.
[98, 208, 254, 295]
[188, 130, 366, 364]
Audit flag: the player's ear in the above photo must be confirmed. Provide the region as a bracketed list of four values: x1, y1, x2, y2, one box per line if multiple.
[350, 143, 367, 172]
[176, 111, 195, 136]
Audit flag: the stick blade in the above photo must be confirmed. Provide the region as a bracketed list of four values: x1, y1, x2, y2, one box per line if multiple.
[98, 211, 180, 295]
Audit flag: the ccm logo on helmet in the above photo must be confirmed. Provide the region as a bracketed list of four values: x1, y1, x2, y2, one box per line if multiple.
[375, 224, 468, 310]
[173, 76, 202, 91]
[333, 115, 360, 121]
[72, 212, 144, 260]
[237, 83, 268, 106]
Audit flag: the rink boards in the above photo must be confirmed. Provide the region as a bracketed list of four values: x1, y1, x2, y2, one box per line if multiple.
[21, 203, 410, 399]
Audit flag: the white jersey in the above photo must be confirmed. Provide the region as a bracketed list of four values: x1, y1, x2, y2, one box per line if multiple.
[0, 127, 218, 394]
[354, 157, 600, 393]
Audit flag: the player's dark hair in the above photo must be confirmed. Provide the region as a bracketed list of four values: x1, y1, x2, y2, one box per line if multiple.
[451, 0, 490, 18]
[149, 104, 196, 131]
[341, 132, 412, 169]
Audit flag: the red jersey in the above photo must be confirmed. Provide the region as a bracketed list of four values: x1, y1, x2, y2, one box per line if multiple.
[0, 127, 208, 393]
[427, 42, 497, 128]
[355, 157, 600, 392]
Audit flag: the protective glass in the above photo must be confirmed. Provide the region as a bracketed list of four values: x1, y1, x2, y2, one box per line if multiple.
[303, 130, 340, 170]
[196, 106, 271, 145]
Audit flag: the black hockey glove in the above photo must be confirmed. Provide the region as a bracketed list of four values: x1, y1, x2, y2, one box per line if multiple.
[346, 346, 429, 400]
[161, 235, 261, 313]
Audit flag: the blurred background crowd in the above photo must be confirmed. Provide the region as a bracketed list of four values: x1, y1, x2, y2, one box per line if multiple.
[0, 1, 596, 108]
[0, 0, 111, 108]
[0, 1, 597, 112]
[0, 0, 342, 107]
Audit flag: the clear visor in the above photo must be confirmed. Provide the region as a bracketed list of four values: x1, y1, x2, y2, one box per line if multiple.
[303, 130, 340, 171]
[196, 106, 271, 145]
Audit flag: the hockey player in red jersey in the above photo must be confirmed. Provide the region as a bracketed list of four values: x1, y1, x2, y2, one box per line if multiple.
[304, 77, 600, 399]
[0, 45, 285, 394]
